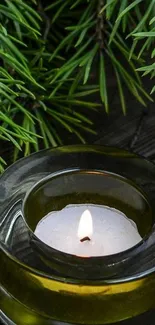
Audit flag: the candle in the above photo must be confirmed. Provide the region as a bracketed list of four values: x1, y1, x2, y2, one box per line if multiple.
[34, 204, 142, 256]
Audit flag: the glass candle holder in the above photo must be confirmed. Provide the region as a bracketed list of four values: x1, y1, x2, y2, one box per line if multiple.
[1, 145, 155, 325]
[23, 168, 151, 280]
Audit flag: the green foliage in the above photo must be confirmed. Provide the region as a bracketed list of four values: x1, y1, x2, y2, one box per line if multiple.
[0, 0, 154, 171]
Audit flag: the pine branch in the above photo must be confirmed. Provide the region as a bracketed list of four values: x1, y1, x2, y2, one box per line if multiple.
[96, 0, 105, 49]
[0, 0, 154, 172]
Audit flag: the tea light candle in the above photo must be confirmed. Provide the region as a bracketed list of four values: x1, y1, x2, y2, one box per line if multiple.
[34, 204, 142, 257]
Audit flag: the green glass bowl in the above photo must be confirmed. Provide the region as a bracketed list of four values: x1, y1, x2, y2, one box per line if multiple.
[1, 145, 155, 324]
[22, 168, 151, 280]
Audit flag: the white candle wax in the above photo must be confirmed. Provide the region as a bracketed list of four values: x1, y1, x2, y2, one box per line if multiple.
[34, 204, 142, 257]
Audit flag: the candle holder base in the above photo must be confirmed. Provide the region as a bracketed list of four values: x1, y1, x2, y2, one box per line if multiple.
[1, 145, 155, 324]
[1, 309, 155, 325]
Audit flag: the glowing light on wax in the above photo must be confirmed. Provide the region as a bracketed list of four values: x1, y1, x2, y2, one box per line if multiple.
[34, 204, 142, 257]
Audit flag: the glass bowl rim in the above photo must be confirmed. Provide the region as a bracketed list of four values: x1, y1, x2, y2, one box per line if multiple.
[22, 167, 147, 267]
[1, 144, 155, 285]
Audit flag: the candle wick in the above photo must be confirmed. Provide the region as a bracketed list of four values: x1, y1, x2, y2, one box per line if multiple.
[80, 236, 91, 242]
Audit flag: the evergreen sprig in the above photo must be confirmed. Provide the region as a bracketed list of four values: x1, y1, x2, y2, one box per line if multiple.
[0, 0, 154, 171]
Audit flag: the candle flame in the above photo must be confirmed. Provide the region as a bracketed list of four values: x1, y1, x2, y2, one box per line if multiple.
[77, 209, 93, 241]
